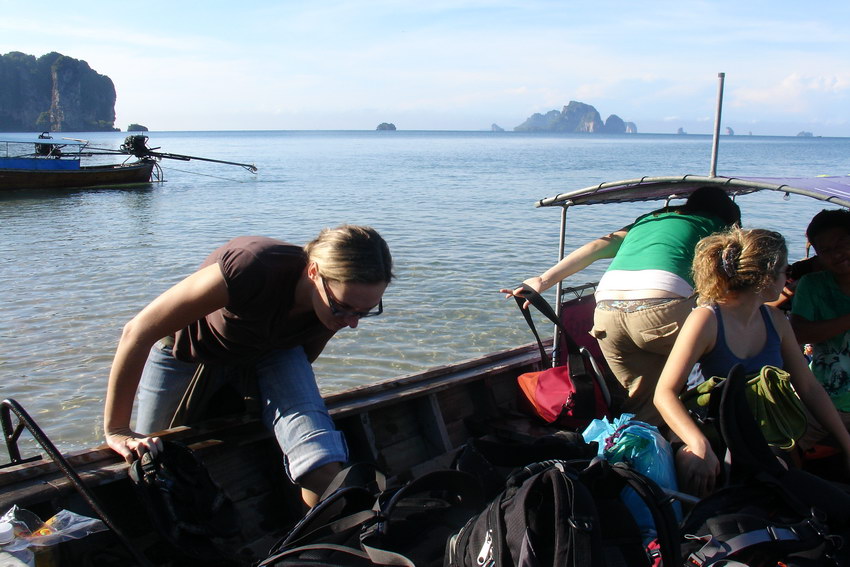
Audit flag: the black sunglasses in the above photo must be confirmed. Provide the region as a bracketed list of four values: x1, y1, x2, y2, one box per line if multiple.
[321, 277, 383, 319]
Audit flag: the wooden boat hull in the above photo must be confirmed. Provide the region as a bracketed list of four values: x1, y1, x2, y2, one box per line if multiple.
[0, 160, 154, 191]
[0, 342, 550, 565]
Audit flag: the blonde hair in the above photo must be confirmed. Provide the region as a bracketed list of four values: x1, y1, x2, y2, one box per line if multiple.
[305, 224, 394, 284]
[693, 227, 786, 304]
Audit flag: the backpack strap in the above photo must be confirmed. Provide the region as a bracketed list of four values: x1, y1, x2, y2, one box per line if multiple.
[360, 470, 484, 567]
[273, 486, 378, 551]
[507, 462, 603, 567]
[377, 469, 484, 514]
[505, 459, 576, 488]
[602, 461, 682, 567]
[260, 541, 376, 566]
[719, 363, 786, 481]
[357, 542, 418, 566]
[513, 284, 582, 362]
[685, 513, 826, 567]
[320, 462, 388, 502]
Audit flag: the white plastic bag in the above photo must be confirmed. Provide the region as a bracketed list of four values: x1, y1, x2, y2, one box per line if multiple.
[0, 506, 106, 552]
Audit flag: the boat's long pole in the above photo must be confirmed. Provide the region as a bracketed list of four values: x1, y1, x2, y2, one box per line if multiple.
[709, 72, 726, 177]
[552, 205, 568, 367]
[148, 151, 258, 173]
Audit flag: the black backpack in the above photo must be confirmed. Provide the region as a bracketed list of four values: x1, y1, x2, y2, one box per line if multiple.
[445, 459, 680, 567]
[452, 433, 598, 500]
[261, 465, 484, 567]
[680, 364, 850, 567]
[128, 440, 241, 564]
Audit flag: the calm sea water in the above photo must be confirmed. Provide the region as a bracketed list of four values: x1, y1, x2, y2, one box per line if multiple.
[1, 130, 849, 455]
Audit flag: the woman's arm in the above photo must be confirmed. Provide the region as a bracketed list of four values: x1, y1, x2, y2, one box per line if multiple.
[791, 312, 850, 345]
[501, 228, 629, 306]
[104, 263, 230, 462]
[775, 311, 850, 459]
[654, 307, 720, 495]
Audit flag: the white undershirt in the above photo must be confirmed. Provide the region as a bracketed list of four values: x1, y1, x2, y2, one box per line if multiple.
[595, 269, 693, 301]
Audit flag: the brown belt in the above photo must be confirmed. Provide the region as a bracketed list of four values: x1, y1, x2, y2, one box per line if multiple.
[595, 297, 679, 313]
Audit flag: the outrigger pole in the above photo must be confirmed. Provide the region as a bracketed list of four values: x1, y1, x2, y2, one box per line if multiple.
[119, 136, 258, 173]
[709, 72, 726, 177]
[68, 135, 259, 174]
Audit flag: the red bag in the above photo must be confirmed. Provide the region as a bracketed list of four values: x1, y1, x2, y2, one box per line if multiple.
[514, 285, 611, 429]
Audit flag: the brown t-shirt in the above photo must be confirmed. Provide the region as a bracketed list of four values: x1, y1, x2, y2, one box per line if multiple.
[172, 236, 335, 364]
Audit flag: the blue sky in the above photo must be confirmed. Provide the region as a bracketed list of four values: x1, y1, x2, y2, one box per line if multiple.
[3, 1, 850, 135]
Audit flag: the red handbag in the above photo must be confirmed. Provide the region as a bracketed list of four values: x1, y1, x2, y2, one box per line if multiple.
[514, 286, 611, 429]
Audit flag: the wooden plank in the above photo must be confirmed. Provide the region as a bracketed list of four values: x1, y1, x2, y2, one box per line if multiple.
[415, 394, 452, 454]
[325, 344, 542, 418]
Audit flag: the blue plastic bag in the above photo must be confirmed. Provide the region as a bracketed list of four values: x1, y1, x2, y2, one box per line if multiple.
[583, 414, 682, 542]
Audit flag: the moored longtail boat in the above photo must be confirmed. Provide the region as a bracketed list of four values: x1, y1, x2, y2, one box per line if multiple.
[0, 133, 257, 191]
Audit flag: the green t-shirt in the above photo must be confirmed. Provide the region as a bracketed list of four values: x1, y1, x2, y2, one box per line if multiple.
[792, 271, 850, 411]
[606, 210, 727, 286]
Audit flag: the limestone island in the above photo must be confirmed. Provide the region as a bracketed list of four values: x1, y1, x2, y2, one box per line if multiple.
[0, 51, 118, 132]
[127, 123, 149, 132]
[514, 101, 637, 134]
[376, 123, 396, 131]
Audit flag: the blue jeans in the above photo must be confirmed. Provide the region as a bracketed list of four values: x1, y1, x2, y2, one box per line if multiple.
[137, 343, 348, 482]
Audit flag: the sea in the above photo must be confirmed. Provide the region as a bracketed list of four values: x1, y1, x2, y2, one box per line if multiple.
[2, 130, 849, 457]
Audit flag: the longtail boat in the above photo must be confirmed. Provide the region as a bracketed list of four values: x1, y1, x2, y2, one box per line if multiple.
[0, 133, 256, 191]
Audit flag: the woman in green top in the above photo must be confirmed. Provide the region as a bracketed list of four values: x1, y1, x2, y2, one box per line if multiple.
[503, 186, 740, 426]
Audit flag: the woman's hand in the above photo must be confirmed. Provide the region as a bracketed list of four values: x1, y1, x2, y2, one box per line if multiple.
[676, 443, 721, 497]
[106, 428, 163, 464]
[499, 277, 543, 309]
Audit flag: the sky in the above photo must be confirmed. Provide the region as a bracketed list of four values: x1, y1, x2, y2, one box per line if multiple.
[3, 0, 850, 136]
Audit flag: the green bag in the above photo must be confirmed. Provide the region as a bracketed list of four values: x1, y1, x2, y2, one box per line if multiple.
[680, 365, 807, 450]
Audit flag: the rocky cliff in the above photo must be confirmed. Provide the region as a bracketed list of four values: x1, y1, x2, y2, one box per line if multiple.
[0, 51, 117, 132]
[514, 101, 636, 134]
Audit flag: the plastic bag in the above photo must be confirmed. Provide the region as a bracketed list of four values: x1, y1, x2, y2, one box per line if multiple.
[0, 505, 106, 551]
[583, 414, 682, 542]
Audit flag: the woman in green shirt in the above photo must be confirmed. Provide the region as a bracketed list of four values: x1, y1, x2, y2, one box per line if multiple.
[503, 187, 740, 426]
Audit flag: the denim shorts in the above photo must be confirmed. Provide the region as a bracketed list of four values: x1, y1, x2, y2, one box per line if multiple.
[137, 342, 348, 482]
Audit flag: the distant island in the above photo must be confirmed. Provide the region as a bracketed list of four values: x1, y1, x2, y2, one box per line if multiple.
[376, 122, 396, 131]
[127, 123, 149, 132]
[0, 51, 119, 132]
[514, 101, 637, 133]
[797, 131, 814, 137]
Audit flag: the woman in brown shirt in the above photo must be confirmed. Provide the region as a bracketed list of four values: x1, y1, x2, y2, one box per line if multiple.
[104, 225, 393, 506]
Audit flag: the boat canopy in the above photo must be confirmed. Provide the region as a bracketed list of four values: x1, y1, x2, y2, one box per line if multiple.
[0, 137, 87, 146]
[536, 175, 850, 209]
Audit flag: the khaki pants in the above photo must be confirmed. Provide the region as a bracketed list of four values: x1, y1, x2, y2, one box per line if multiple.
[591, 296, 696, 426]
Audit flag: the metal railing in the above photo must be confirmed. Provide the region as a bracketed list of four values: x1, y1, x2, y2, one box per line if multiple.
[1, 398, 152, 566]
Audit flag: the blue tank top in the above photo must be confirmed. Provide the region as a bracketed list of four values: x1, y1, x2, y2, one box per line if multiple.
[699, 305, 784, 380]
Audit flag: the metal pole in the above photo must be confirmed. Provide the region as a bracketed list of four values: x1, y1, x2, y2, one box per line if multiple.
[552, 205, 568, 367]
[709, 72, 726, 177]
[1, 399, 154, 567]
